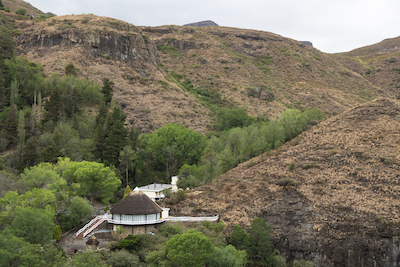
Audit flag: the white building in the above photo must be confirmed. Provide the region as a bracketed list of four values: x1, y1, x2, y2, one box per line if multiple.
[135, 176, 179, 201]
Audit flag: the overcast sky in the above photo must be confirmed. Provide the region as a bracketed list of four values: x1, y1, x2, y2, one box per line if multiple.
[27, 0, 400, 53]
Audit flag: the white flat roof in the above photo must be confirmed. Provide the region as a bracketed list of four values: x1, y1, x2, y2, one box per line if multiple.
[137, 183, 173, 192]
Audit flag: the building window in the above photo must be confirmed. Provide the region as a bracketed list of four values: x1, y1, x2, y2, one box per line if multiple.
[147, 214, 156, 221]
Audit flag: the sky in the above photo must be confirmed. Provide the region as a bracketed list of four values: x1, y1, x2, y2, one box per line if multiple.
[27, 0, 400, 53]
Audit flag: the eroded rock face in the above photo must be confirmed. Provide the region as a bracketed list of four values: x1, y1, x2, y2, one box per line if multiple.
[263, 189, 400, 266]
[15, 26, 159, 71]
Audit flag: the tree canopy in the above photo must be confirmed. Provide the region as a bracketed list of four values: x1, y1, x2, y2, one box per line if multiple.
[143, 123, 206, 181]
[61, 160, 121, 203]
[165, 229, 214, 267]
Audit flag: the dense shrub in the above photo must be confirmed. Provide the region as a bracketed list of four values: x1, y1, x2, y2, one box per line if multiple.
[115, 234, 142, 253]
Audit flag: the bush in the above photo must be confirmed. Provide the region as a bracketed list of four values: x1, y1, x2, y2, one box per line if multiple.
[115, 234, 142, 253]
[158, 223, 184, 238]
[107, 249, 141, 267]
[65, 62, 78, 76]
[215, 107, 256, 131]
[275, 255, 287, 267]
[207, 245, 247, 267]
[15, 8, 26, 15]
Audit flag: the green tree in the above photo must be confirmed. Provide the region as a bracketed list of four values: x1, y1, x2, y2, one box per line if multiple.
[108, 249, 141, 267]
[207, 245, 247, 267]
[70, 251, 107, 267]
[11, 207, 55, 245]
[123, 185, 132, 199]
[115, 234, 142, 252]
[0, 228, 66, 267]
[93, 102, 108, 161]
[215, 107, 256, 131]
[145, 123, 206, 181]
[65, 62, 77, 76]
[119, 145, 135, 186]
[0, 23, 15, 110]
[103, 106, 128, 167]
[53, 225, 62, 241]
[165, 229, 214, 267]
[0, 1, 4, 9]
[247, 217, 275, 266]
[229, 224, 249, 250]
[177, 164, 201, 189]
[4, 105, 18, 148]
[10, 78, 18, 107]
[0, 188, 56, 225]
[101, 78, 114, 105]
[21, 162, 66, 191]
[61, 160, 121, 203]
[56, 196, 93, 231]
[43, 87, 62, 123]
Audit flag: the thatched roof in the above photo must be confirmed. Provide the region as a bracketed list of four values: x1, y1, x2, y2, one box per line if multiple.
[110, 190, 163, 215]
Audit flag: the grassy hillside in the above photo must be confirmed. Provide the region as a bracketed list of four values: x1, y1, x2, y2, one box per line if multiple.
[167, 98, 400, 264]
[332, 36, 400, 99]
[142, 25, 388, 119]
[10, 13, 390, 133]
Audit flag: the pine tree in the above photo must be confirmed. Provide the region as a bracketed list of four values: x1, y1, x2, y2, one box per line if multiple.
[53, 225, 62, 242]
[4, 105, 18, 148]
[93, 102, 109, 161]
[0, 0, 4, 9]
[37, 91, 42, 123]
[101, 78, 114, 105]
[17, 112, 25, 161]
[247, 217, 275, 266]
[103, 106, 128, 167]
[23, 137, 39, 168]
[44, 87, 62, 123]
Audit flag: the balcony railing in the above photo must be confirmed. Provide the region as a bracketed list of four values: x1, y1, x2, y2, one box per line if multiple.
[107, 218, 165, 225]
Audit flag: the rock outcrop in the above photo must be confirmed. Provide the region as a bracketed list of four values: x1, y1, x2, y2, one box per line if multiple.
[183, 20, 219, 27]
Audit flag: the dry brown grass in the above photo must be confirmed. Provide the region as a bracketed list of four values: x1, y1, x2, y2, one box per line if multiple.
[142, 25, 389, 119]
[14, 14, 212, 133]
[169, 99, 400, 231]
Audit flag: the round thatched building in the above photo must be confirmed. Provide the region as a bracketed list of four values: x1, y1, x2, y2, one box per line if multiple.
[109, 189, 166, 236]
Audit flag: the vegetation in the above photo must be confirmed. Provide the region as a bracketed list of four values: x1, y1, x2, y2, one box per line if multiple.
[177, 107, 324, 189]
[0, 13, 330, 266]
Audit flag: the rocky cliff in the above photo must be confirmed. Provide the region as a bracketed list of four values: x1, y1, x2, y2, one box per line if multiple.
[14, 15, 211, 132]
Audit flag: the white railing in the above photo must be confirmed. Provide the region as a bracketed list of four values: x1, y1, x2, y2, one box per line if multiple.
[82, 217, 106, 238]
[76, 217, 98, 237]
[107, 218, 166, 225]
[76, 214, 111, 237]
[164, 215, 219, 222]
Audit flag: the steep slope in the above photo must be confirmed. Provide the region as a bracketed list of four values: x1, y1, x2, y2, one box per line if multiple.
[2, 0, 44, 17]
[171, 98, 400, 266]
[14, 15, 211, 133]
[142, 25, 388, 119]
[332, 36, 400, 99]
[13, 12, 390, 133]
